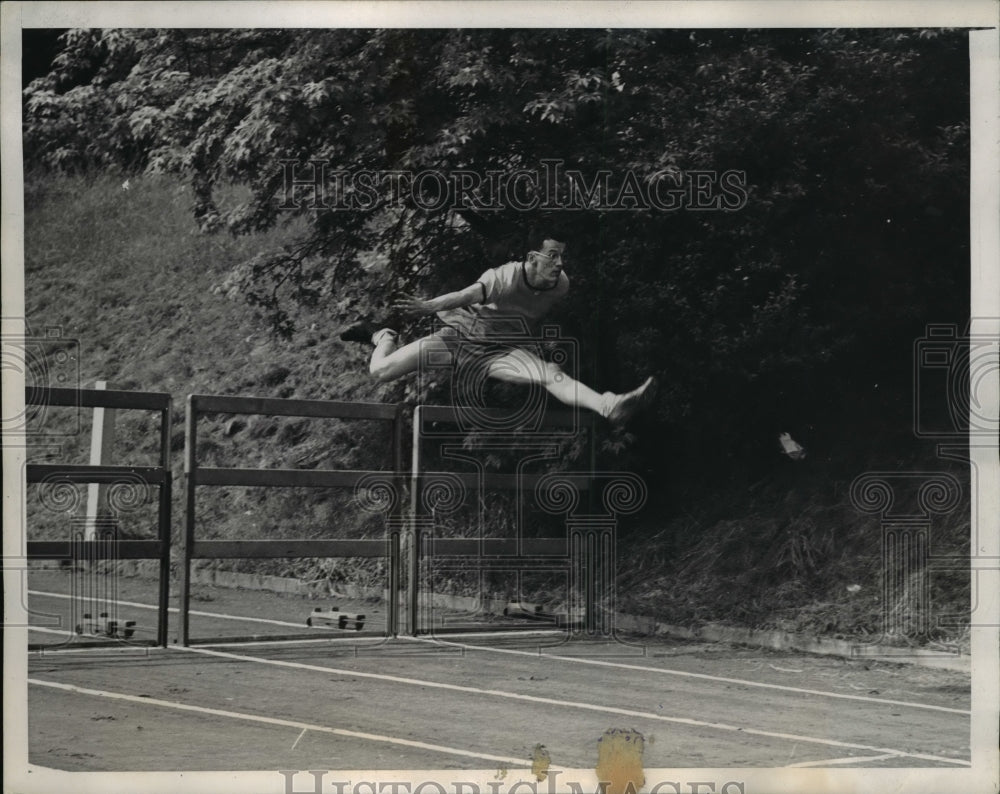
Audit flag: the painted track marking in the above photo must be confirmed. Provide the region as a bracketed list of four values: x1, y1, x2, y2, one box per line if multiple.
[195, 630, 560, 648]
[29, 589, 314, 629]
[27, 625, 391, 651]
[28, 678, 526, 766]
[404, 635, 970, 716]
[29, 626, 86, 637]
[196, 636, 387, 648]
[28, 590, 562, 641]
[787, 753, 904, 767]
[172, 644, 971, 766]
[27, 634, 156, 656]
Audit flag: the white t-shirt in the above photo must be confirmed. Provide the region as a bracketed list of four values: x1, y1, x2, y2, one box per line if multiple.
[437, 261, 570, 341]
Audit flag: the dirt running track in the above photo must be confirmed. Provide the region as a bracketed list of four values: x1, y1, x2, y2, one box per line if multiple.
[23, 574, 971, 773]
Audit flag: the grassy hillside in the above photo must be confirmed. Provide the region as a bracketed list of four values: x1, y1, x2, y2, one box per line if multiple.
[22, 173, 970, 648]
[24, 173, 405, 587]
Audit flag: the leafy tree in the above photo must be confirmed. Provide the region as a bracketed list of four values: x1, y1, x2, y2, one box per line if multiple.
[24, 27, 970, 493]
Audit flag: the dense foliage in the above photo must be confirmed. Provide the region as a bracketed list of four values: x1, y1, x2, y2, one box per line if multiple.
[24, 28, 970, 487]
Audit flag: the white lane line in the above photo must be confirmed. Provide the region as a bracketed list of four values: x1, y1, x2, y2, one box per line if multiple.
[29, 626, 77, 636]
[422, 629, 561, 640]
[787, 753, 904, 767]
[404, 636, 970, 716]
[22, 623, 579, 645]
[29, 590, 560, 641]
[197, 636, 388, 649]
[27, 625, 387, 651]
[28, 678, 526, 767]
[197, 631, 557, 649]
[291, 728, 308, 751]
[28, 630, 157, 656]
[172, 645, 971, 767]
[28, 626, 158, 644]
[29, 624, 159, 638]
[29, 589, 311, 629]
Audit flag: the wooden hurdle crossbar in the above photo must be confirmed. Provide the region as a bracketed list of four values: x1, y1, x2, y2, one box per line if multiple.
[25, 386, 173, 648]
[180, 394, 405, 645]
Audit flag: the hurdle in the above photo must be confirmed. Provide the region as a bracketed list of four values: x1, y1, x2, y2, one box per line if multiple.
[25, 386, 173, 648]
[180, 394, 405, 645]
[408, 404, 607, 636]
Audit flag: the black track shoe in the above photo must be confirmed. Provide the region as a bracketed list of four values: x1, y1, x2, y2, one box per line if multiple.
[339, 321, 376, 344]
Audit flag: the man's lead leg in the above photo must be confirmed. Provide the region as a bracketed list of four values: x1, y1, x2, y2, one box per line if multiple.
[487, 349, 655, 425]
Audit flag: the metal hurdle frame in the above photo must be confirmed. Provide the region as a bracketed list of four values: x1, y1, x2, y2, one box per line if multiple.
[408, 404, 599, 636]
[26, 386, 173, 648]
[180, 394, 405, 645]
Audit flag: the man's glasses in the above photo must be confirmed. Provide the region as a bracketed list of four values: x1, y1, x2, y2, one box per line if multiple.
[530, 250, 565, 262]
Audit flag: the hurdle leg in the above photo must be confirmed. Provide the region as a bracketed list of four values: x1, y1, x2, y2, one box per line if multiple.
[157, 403, 172, 646]
[179, 396, 197, 646]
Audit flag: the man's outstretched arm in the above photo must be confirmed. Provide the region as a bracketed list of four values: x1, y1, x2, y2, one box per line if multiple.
[393, 283, 484, 315]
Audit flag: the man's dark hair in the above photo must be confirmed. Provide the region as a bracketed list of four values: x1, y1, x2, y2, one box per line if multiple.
[527, 227, 568, 251]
